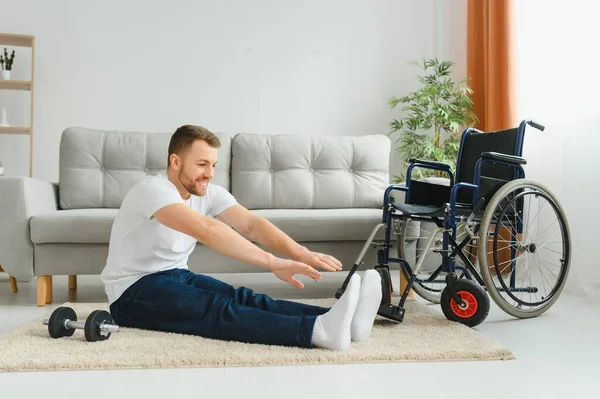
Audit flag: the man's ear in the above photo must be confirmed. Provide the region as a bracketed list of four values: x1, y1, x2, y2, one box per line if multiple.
[169, 154, 181, 170]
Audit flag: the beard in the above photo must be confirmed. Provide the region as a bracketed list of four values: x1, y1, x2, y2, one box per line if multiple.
[178, 170, 208, 197]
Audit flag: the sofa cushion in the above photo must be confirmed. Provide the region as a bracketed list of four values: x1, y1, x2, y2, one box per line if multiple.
[231, 134, 391, 209]
[251, 208, 387, 241]
[30, 209, 118, 244]
[30, 208, 420, 244]
[59, 127, 233, 210]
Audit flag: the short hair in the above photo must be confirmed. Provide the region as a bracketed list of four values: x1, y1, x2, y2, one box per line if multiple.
[167, 125, 221, 167]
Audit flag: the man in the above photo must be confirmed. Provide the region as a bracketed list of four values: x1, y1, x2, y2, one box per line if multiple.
[101, 125, 382, 351]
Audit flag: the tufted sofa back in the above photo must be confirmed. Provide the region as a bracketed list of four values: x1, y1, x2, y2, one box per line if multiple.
[58, 127, 390, 210]
[58, 127, 233, 209]
[230, 133, 390, 209]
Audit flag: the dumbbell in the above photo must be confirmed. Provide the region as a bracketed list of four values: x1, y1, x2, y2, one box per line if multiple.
[43, 306, 120, 342]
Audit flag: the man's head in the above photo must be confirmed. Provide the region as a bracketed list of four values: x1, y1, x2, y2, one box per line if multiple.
[167, 125, 221, 197]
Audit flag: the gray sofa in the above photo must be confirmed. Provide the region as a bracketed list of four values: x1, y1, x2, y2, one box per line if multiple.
[0, 127, 418, 306]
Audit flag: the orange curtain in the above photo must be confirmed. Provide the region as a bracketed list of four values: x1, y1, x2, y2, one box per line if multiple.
[467, 0, 515, 131]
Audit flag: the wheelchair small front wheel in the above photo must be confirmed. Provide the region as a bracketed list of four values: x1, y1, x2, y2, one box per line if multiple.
[441, 279, 490, 327]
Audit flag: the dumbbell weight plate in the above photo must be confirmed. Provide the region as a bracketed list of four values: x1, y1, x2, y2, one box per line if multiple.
[84, 310, 113, 342]
[47, 306, 77, 339]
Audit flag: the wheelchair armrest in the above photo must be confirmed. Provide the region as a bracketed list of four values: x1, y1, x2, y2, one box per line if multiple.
[481, 152, 527, 165]
[384, 184, 408, 203]
[407, 159, 455, 188]
[408, 158, 452, 170]
[385, 184, 408, 195]
[383, 184, 409, 220]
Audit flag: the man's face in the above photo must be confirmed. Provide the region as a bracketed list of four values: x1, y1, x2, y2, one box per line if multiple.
[175, 139, 218, 197]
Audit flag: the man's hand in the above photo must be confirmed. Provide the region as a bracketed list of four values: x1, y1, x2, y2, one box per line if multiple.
[294, 248, 343, 272]
[269, 256, 323, 288]
[268, 256, 323, 289]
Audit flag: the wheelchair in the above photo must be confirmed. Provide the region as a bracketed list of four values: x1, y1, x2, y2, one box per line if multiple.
[335, 119, 571, 327]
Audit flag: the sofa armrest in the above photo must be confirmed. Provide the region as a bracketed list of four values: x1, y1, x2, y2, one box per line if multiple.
[0, 177, 59, 281]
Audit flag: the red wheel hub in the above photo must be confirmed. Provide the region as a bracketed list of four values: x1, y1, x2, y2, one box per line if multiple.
[450, 291, 478, 318]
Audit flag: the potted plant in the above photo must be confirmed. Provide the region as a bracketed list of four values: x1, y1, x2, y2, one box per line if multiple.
[0, 48, 15, 80]
[387, 58, 478, 183]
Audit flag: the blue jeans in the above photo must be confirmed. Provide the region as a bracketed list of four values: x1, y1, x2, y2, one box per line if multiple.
[109, 268, 330, 348]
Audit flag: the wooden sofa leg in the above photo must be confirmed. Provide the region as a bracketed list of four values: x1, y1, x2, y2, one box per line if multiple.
[400, 271, 414, 299]
[37, 275, 52, 307]
[1, 264, 18, 293]
[9, 276, 18, 293]
[46, 276, 53, 303]
[68, 275, 77, 290]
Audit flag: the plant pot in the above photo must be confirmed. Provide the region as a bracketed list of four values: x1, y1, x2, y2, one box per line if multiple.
[0, 166, 4, 176]
[1, 70, 11, 80]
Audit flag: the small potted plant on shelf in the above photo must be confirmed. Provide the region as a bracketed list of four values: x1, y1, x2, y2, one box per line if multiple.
[0, 160, 4, 176]
[0, 48, 16, 80]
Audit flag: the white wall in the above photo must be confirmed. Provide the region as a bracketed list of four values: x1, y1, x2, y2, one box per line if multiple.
[5, 0, 594, 301]
[5, 0, 593, 301]
[514, 0, 600, 299]
[0, 0, 467, 183]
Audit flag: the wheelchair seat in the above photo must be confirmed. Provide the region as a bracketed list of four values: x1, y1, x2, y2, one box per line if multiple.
[392, 203, 445, 216]
[391, 202, 476, 217]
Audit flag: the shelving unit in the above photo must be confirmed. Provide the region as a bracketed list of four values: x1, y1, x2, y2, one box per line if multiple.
[0, 32, 34, 293]
[0, 32, 35, 177]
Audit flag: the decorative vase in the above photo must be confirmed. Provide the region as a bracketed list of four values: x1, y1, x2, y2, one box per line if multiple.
[0, 70, 10, 80]
[0, 106, 9, 127]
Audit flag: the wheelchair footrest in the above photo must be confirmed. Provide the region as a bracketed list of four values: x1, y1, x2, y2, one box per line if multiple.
[377, 303, 405, 322]
[338, 287, 404, 322]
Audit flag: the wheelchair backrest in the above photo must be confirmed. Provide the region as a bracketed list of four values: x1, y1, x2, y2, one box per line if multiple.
[455, 127, 521, 204]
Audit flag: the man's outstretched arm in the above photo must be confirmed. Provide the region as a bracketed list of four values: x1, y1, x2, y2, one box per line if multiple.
[152, 203, 324, 288]
[216, 204, 342, 272]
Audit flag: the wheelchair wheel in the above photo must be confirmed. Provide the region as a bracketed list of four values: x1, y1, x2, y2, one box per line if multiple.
[440, 279, 489, 327]
[478, 179, 571, 318]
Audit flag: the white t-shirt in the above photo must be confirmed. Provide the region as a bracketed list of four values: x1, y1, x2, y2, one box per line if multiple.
[100, 171, 237, 304]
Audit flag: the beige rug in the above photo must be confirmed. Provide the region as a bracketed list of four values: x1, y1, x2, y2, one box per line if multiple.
[0, 298, 514, 372]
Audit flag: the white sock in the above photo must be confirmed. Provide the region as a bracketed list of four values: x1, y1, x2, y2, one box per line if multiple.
[351, 269, 382, 342]
[311, 273, 361, 351]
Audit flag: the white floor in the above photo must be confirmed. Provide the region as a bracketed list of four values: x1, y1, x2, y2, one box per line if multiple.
[1, 270, 599, 399]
